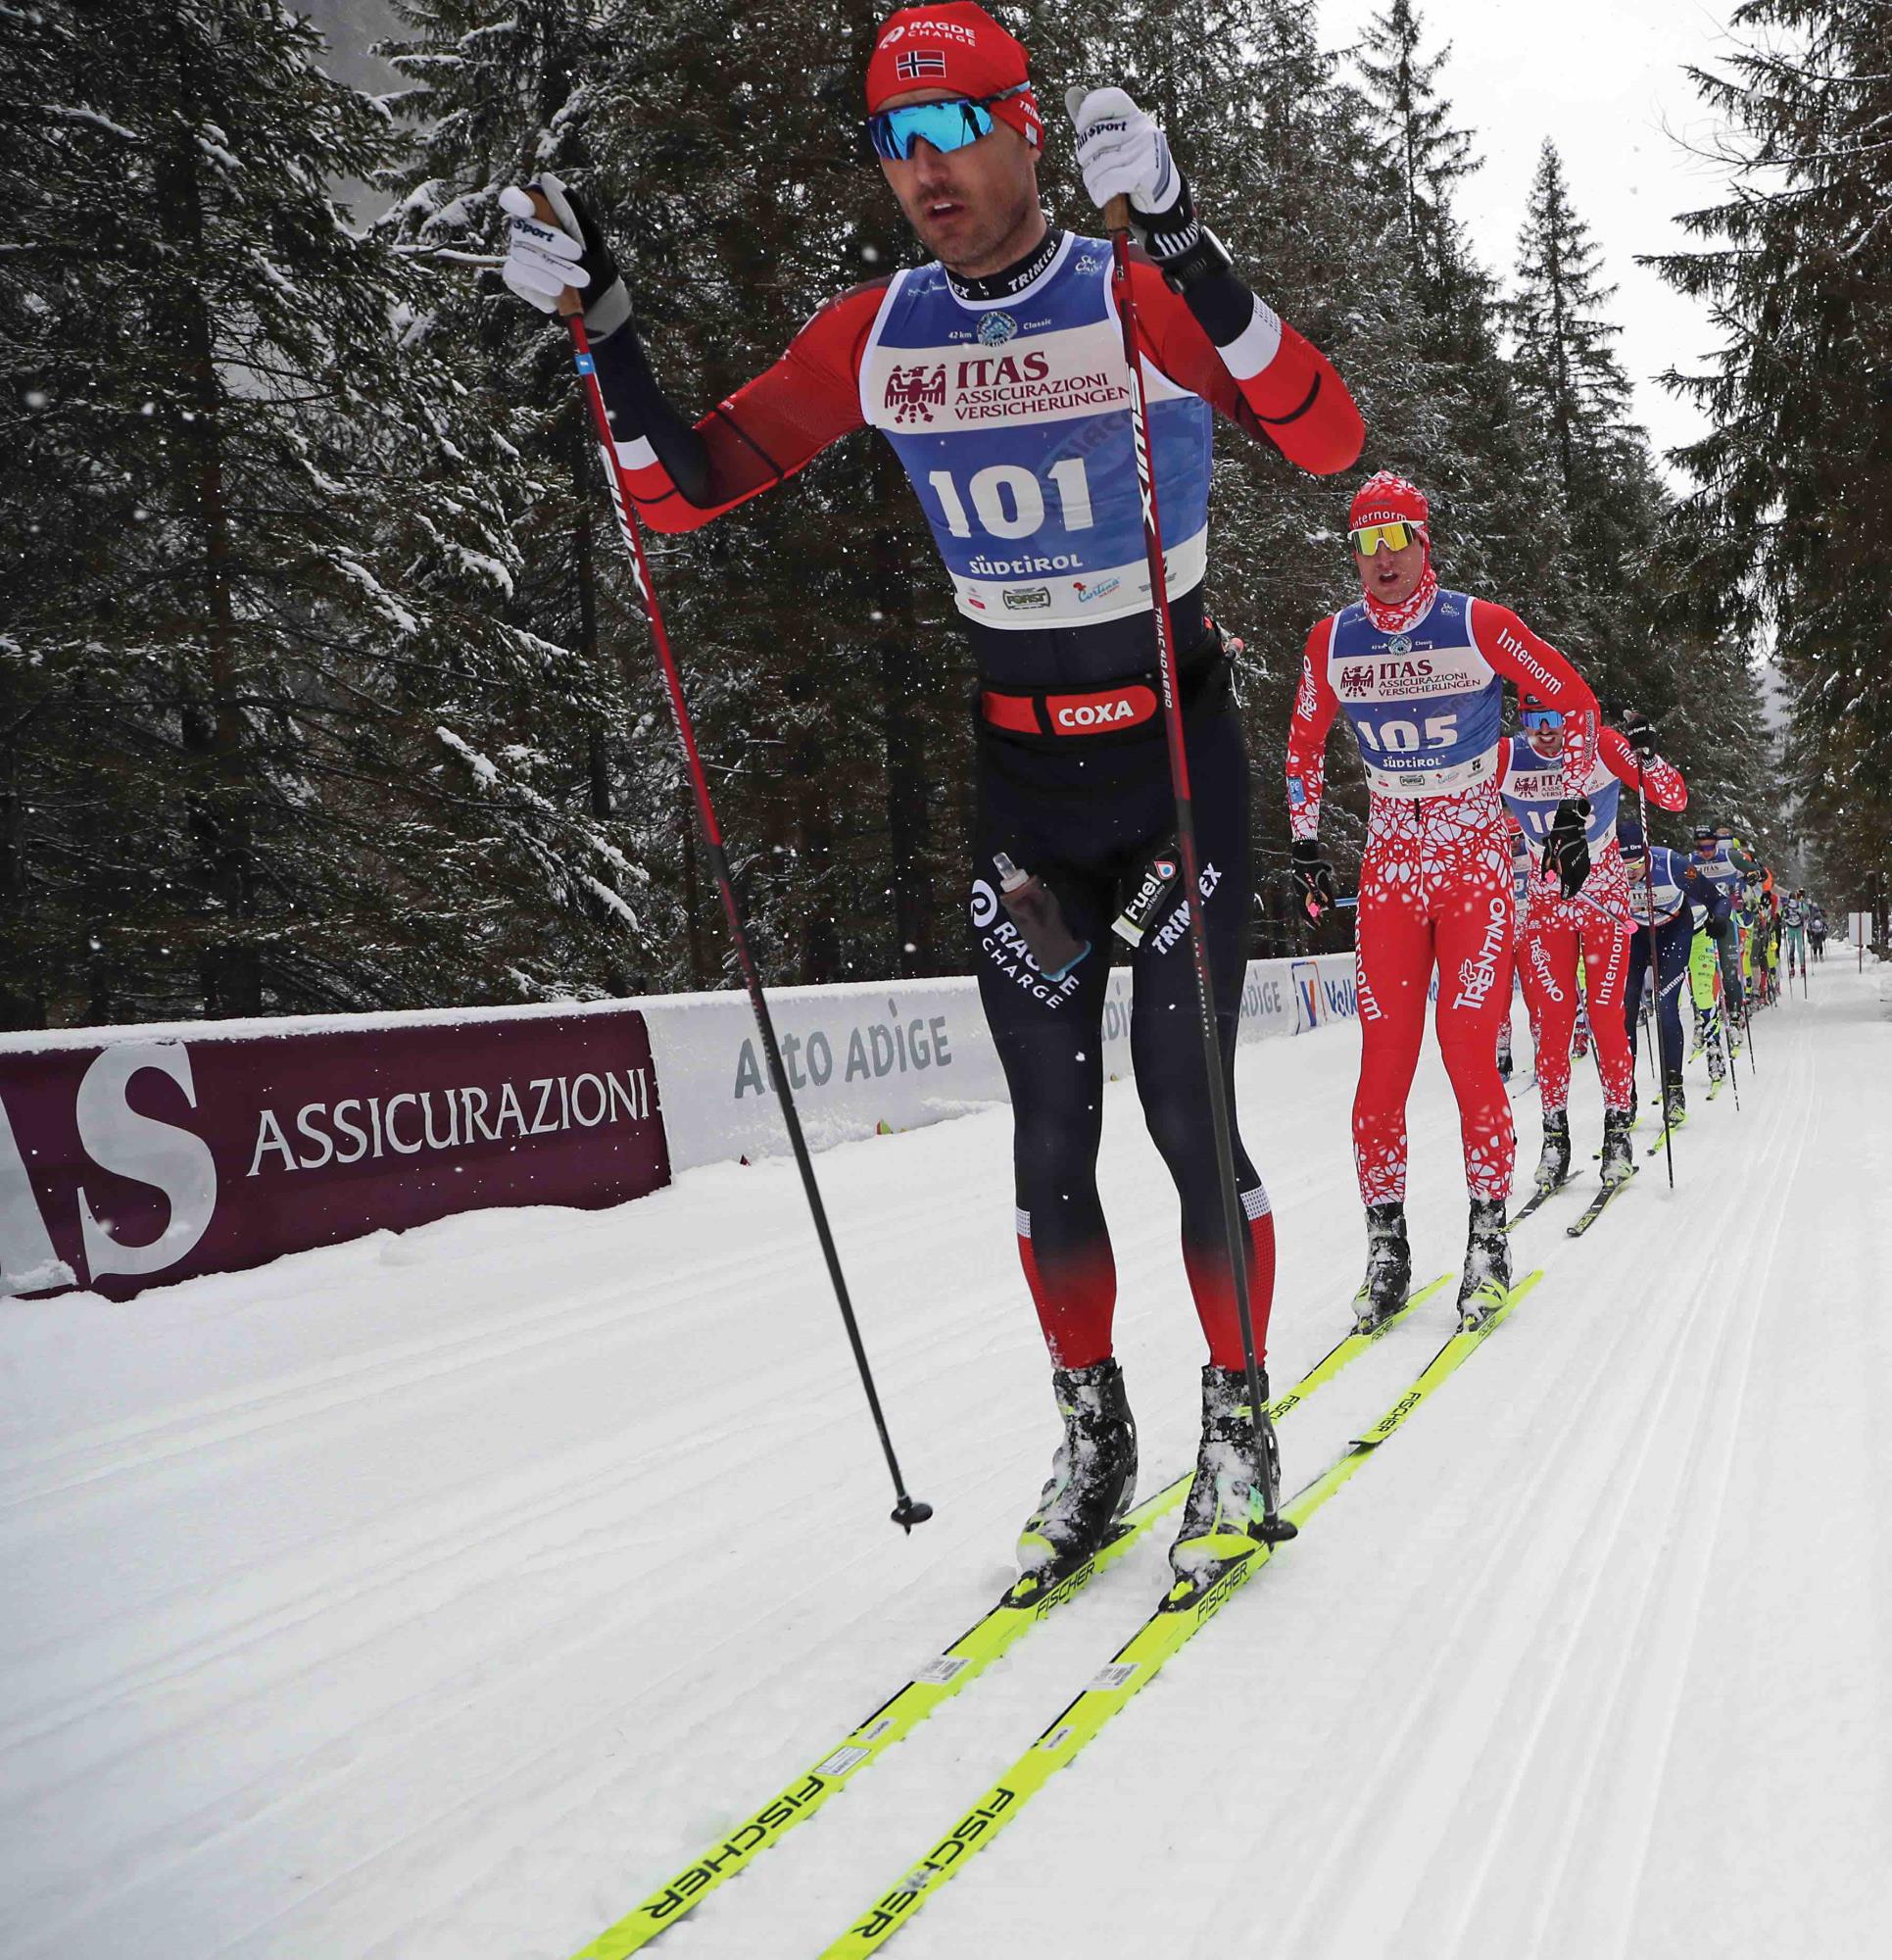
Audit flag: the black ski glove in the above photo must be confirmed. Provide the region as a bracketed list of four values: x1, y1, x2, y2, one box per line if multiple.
[1624, 717, 1659, 760]
[1707, 913, 1731, 942]
[1545, 798, 1592, 899]
[1291, 839, 1337, 920]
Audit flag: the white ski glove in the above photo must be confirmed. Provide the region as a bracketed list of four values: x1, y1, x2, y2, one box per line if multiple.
[498, 173, 632, 340]
[1064, 86, 1179, 219]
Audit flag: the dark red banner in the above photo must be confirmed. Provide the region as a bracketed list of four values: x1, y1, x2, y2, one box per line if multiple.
[0, 1010, 670, 1300]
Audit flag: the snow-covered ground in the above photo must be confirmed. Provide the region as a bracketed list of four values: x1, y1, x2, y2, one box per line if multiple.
[5, 961, 1888, 1960]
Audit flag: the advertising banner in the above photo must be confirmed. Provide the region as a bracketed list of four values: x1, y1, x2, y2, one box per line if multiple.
[642, 978, 1006, 1172]
[1, 1011, 668, 1300]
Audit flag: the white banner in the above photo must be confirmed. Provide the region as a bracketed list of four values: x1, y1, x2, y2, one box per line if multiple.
[645, 952, 1357, 1172]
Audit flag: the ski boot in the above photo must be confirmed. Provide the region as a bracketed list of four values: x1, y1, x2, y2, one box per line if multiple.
[1016, 1358, 1137, 1583]
[1661, 1077, 1687, 1133]
[1456, 1199, 1510, 1332]
[1169, 1365, 1292, 1592]
[1706, 1027, 1726, 1085]
[1352, 1200, 1411, 1333]
[1599, 1107, 1636, 1187]
[1533, 1109, 1572, 1192]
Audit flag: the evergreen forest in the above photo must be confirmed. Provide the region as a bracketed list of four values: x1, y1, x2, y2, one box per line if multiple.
[4, 0, 1885, 1028]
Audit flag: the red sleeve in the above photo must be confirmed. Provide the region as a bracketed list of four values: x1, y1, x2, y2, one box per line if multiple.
[1285, 615, 1341, 841]
[1128, 260, 1365, 477]
[1600, 728, 1688, 812]
[623, 283, 886, 534]
[1467, 600, 1600, 803]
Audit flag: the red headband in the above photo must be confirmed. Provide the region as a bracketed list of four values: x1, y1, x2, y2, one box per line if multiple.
[866, 3, 1043, 150]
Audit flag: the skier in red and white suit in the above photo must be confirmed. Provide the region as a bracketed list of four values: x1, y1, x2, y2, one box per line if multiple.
[1286, 472, 1601, 1328]
[1499, 708, 1687, 1190]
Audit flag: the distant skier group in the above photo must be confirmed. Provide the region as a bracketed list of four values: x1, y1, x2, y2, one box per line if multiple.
[500, 2, 1815, 1597]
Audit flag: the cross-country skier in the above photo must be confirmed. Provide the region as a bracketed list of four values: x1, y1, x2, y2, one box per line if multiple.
[1688, 822, 1754, 1052]
[1809, 904, 1827, 960]
[1499, 706, 1688, 1194]
[499, 2, 1364, 1589]
[1685, 904, 1730, 1088]
[1286, 472, 1600, 1333]
[1747, 869, 1779, 1006]
[1621, 819, 1726, 1130]
[1782, 889, 1809, 981]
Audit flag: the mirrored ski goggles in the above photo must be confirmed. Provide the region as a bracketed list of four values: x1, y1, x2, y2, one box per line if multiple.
[1520, 708, 1565, 732]
[1348, 520, 1421, 557]
[867, 84, 1029, 162]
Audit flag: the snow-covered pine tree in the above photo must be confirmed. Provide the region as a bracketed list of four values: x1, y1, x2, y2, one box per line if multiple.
[1504, 142, 1667, 700]
[1354, 0, 1474, 289]
[1642, 0, 1892, 891]
[375, 0, 688, 995]
[1347, 0, 1536, 612]
[0, 0, 650, 1027]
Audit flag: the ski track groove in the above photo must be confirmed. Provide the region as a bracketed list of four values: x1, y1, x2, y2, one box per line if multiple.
[1442, 1034, 1806, 1957]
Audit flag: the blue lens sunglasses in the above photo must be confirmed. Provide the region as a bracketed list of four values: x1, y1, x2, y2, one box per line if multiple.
[868, 83, 1030, 162]
[1520, 708, 1565, 733]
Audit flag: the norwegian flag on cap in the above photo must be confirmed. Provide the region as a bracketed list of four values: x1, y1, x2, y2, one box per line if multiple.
[865, 2, 1042, 148]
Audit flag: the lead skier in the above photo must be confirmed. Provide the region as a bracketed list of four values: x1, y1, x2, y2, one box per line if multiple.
[1286, 473, 1602, 1332]
[499, 2, 1364, 1586]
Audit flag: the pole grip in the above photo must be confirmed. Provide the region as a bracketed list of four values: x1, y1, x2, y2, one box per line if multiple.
[1104, 193, 1133, 234]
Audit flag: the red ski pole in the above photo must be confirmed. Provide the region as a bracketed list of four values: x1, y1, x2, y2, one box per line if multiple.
[1104, 196, 1289, 1541]
[533, 208, 929, 1534]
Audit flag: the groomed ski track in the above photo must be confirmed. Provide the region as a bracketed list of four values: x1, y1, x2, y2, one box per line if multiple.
[4, 965, 1888, 1960]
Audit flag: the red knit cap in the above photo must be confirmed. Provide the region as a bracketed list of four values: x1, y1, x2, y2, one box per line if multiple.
[865, 4, 1043, 150]
[1348, 470, 1430, 533]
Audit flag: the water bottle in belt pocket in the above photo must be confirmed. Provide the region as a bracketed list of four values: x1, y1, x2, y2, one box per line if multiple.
[993, 852, 1091, 980]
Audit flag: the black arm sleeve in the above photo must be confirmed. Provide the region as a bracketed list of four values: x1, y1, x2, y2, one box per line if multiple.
[591, 323, 713, 509]
[1180, 267, 1260, 347]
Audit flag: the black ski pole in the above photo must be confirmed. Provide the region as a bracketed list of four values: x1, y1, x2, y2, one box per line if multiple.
[537, 222, 930, 1534]
[1105, 194, 1290, 1543]
[1742, 956, 1759, 1076]
[1635, 774, 1674, 1187]
[1722, 953, 1742, 1112]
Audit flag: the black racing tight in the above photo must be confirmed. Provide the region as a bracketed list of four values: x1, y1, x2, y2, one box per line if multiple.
[968, 694, 1273, 1372]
